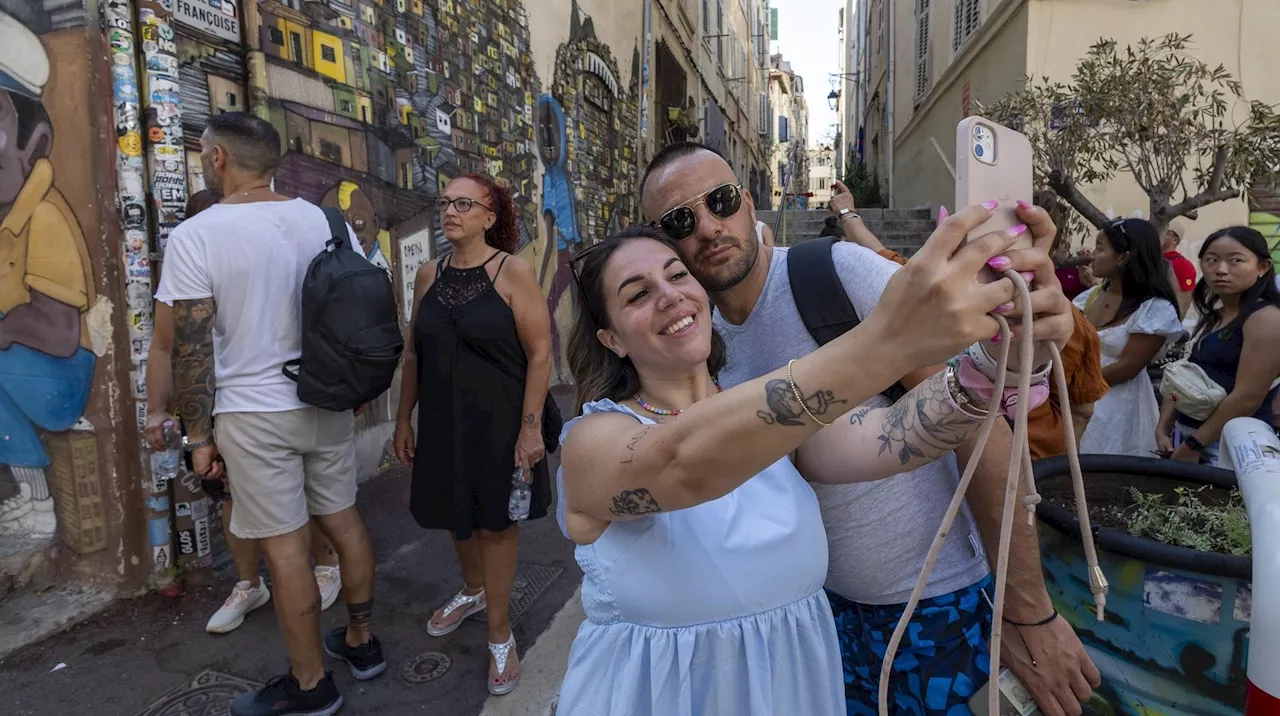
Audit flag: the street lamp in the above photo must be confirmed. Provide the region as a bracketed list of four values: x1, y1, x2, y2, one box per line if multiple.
[827, 89, 839, 111]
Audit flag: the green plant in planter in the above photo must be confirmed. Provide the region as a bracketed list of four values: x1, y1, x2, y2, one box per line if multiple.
[1127, 485, 1250, 556]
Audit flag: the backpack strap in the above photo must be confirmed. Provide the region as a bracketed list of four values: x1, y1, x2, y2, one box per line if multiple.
[786, 237, 861, 346]
[322, 207, 350, 250]
[786, 238, 908, 401]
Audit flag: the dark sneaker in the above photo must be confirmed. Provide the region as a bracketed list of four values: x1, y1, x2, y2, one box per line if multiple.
[229, 672, 343, 716]
[323, 627, 387, 680]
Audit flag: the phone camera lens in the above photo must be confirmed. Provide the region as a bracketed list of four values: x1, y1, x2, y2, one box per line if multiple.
[974, 144, 984, 158]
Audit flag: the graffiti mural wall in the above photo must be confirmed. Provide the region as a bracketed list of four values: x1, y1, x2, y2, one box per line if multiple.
[0, 1, 126, 586]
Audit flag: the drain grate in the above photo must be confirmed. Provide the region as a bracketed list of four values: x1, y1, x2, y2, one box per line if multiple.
[467, 562, 563, 627]
[400, 650, 453, 684]
[134, 669, 261, 716]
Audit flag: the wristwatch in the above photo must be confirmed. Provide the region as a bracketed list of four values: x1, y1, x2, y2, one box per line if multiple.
[1181, 434, 1205, 452]
[837, 207, 861, 223]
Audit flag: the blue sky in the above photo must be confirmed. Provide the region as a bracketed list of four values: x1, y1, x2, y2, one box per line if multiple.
[770, 0, 844, 145]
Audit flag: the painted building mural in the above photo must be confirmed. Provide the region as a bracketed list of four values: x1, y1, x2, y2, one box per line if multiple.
[0, 1, 119, 588]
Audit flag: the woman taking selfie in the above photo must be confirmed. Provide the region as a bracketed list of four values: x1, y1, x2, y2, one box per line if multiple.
[1073, 218, 1182, 456]
[1157, 226, 1280, 463]
[394, 174, 553, 694]
[554, 203, 1071, 715]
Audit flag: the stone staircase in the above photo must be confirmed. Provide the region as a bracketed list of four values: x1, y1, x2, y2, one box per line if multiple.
[755, 208, 936, 257]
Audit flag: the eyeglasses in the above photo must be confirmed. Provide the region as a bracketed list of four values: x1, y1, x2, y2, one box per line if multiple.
[437, 197, 492, 214]
[658, 183, 743, 240]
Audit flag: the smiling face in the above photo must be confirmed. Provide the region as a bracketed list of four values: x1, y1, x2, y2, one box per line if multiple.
[1200, 236, 1271, 298]
[440, 177, 495, 243]
[595, 238, 714, 377]
[641, 150, 759, 292]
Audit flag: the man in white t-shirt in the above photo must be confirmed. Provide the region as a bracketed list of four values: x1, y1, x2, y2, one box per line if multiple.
[155, 113, 382, 716]
[640, 143, 1101, 716]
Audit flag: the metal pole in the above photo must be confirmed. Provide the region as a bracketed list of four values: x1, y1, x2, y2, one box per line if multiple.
[640, 0, 651, 198]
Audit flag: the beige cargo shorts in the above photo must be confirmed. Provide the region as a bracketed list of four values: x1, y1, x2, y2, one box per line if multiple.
[214, 407, 357, 539]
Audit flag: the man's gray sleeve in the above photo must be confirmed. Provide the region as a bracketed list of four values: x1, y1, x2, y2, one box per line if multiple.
[830, 241, 901, 319]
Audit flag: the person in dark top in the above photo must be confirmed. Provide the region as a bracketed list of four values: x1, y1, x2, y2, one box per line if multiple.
[1158, 226, 1280, 463]
[393, 173, 553, 695]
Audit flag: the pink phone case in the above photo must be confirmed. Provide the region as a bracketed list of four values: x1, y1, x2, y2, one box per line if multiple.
[955, 116, 1034, 253]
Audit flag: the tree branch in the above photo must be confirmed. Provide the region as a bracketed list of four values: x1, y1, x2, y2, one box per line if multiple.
[1207, 145, 1228, 194]
[1047, 169, 1112, 229]
[1162, 186, 1240, 221]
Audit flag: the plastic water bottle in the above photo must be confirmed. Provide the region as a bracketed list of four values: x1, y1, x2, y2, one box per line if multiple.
[508, 467, 531, 521]
[150, 420, 182, 483]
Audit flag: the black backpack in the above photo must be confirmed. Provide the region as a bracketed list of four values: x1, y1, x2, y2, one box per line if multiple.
[283, 207, 404, 411]
[786, 237, 908, 402]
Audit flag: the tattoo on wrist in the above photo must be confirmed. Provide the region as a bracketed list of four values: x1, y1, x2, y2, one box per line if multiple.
[758, 378, 846, 426]
[621, 428, 650, 464]
[609, 487, 661, 516]
[523, 413, 536, 426]
[878, 372, 972, 464]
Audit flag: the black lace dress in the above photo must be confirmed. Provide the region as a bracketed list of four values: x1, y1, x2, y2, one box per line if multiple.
[410, 252, 551, 537]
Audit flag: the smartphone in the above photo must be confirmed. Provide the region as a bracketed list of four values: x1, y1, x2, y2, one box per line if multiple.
[955, 116, 1035, 269]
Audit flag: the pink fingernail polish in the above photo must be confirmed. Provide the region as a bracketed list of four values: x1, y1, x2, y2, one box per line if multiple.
[1021, 271, 1036, 282]
[982, 200, 1000, 210]
[987, 256, 1012, 270]
[1006, 223, 1028, 238]
[995, 302, 1015, 313]
[1016, 200, 1032, 209]
[938, 205, 949, 224]
[991, 332, 1002, 343]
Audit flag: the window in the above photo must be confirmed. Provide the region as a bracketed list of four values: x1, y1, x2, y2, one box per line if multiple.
[290, 32, 304, 65]
[716, 0, 724, 66]
[269, 27, 284, 45]
[322, 45, 337, 63]
[778, 115, 789, 142]
[340, 98, 354, 113]
[913, 0, 930, 101]
[953, 0, 980, 52]
[361, 105, 369, 123]
[226, 92, 237, 107]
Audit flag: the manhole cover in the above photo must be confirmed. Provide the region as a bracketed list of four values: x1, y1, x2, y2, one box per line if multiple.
[134, 669, 261, 716]
[401, 651, 452, 684]
[467, 562, 563, 626]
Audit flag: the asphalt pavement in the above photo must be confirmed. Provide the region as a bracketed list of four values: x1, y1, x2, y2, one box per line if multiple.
[0, 452, 582, 716]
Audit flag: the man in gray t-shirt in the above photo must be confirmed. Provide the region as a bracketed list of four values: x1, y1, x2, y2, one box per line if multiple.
[639, 143, 1099, 716]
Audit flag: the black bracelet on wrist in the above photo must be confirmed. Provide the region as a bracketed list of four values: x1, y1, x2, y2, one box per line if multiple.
[1003, 608, 1058, 627]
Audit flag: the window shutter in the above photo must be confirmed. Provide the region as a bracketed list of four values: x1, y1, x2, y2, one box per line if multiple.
[913, 0, 930, 100]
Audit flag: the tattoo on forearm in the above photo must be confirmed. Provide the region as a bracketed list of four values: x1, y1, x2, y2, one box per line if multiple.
[757, 378, 847, 426]
[172, 298, 217, 439]
[878, 372, 973, 464]
[848, 407, 872, 425]
[523, 413, 536, 426]
[609, 488, 661, 516]
[621, 427, 650, 463]
[347, 599, 373, 634]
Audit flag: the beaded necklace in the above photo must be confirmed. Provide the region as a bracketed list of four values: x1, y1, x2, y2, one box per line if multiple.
[633, 380, 721, 416]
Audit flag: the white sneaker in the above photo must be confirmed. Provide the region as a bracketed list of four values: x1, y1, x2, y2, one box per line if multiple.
[315, 565, 342, 611]
[206, 581, 271, 634]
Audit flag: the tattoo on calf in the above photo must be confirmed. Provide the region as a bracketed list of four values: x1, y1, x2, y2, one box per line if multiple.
[347, 599, 373, 632]
[609, 488, 661, 516]
[757, 378, 846, 426]
[878, 372, 972, 465]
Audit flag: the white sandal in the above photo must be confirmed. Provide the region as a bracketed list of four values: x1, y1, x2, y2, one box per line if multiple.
[487, 633, 519, 696]
[426, 587, 486, 637]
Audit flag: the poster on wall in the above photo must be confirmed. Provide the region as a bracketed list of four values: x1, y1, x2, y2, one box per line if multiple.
[398, 228, 432, 323]
[172, 0, 239, 43]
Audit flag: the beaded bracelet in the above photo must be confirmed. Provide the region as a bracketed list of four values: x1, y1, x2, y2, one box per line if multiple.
[786, 360, 832, 427]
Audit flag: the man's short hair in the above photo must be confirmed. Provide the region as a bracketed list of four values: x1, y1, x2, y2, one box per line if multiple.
[639, 141, 726, 205]
[205, 112, 282, 176]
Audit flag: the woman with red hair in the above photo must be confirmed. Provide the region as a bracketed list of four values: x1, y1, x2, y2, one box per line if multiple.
[393, 174, 553, 694]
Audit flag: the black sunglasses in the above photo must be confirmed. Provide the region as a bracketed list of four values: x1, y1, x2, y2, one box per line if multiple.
[658, 183, 744, 240]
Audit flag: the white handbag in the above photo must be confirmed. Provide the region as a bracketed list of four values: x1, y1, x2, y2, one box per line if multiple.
[1160, 359, 1227, 422]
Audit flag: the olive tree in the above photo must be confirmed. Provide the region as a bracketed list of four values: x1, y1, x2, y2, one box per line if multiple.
[980, 34, 1280, 242]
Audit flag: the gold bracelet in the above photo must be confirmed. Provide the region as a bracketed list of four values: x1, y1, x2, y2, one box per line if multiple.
[786, 359, 832, 427]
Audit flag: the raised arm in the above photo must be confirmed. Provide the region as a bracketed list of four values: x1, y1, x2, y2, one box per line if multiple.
[563, 204, 1025, 524]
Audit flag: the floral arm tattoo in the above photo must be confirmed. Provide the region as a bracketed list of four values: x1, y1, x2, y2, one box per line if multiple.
[172, 298, 217, 440]
[877, 370, 974, 465]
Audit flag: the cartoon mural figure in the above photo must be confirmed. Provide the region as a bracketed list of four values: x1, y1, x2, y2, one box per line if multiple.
[0, 12, 95, 538]
[537, 94, 581, 382]
[322, 180, 392, 275]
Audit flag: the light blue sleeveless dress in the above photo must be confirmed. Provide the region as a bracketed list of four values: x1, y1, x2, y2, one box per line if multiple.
[554, 399, 844, 716]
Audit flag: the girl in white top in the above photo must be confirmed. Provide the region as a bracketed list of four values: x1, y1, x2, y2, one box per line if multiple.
[1074, 218, 1183, 456]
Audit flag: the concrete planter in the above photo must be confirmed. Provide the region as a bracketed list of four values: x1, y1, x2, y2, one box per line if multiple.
[1033, 455, 1249, 715]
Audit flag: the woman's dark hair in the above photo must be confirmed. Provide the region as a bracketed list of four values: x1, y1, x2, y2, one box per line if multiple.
[185, 189, 221, 217]
[1191, 225, 1280, 339]
[567, 223, 727, 414]
[459, 173, 518, 254]
[819, 216, 842, 238]
[1097, 218, 1179, 326]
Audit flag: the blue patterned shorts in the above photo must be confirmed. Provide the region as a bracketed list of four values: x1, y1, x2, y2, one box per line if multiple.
[828, 575, 994, 716]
